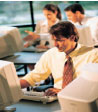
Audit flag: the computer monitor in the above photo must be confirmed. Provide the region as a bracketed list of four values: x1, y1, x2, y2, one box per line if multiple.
[0, 60, 23, 112]
[0, 26, 24, 58]
[58, 63, 98, 112]
[76, 25, 94, 47]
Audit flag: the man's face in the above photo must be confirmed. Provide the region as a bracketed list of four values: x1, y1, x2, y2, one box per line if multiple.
[52, 35, 74, 53]
[65, 11, 79, 23]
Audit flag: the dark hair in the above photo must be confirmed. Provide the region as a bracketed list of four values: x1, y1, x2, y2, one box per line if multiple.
[64, 3, 84, 14]
[49, 21, 79, 42]
[43, 4, 62, 20]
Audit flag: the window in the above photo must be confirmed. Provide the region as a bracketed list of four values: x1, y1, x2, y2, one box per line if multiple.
[0, 1, 31, 25]
[33, 1, 76, 23]
[0, 1, 32, 38]
[0, 1, 98, 38]
[79, 1, 98, 16]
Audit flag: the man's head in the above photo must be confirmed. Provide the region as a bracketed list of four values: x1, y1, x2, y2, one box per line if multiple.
[49, 21, 79, 54]
[64, 3, 84, 23]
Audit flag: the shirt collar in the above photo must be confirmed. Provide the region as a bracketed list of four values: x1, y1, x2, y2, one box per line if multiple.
[69, 43, 93, 57]
[68, 16, 89, 26]
[56, 43, 81, 57]
[68, 20, 80, 26]
[81, 16, 88, 24]
[69, 43, 81, 57]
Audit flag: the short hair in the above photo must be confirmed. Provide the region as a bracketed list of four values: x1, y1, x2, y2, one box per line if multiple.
[49, 21, 79, 42]
[43, 4, 62, 20]
[64, 3, 84, 14]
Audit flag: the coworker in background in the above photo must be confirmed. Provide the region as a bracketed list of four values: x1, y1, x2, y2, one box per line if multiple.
[64, 3, 98, 46]
[20, 21, 98, 96]
[24, 3, 62, 49]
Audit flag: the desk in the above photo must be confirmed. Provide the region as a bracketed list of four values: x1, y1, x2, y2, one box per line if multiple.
[11, 100, 61, 112]
[1, 51, 44, 74]
[2, 52, 44, 65]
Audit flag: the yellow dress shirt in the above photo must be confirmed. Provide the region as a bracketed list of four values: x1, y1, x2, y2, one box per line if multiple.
[23, 44, 98, 89]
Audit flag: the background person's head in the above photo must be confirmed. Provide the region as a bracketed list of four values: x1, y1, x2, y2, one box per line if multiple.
[43, 4, 62, 22]
[49, 21, 79, 53]
[64, 3, 84, 23]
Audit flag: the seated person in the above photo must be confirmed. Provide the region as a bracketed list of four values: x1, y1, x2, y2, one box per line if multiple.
[24, 3, 62, 49]
[20, 21, 98, 96]
[64, 3, 98, 46]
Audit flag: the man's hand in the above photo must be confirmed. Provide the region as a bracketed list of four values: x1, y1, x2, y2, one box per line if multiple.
[23, 30, 40, 41]
[20, 79, 30, 88]
[44, 88, 61, 96]
[24, 42, 30, 48]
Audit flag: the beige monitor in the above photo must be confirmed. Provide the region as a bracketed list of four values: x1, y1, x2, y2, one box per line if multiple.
[0, 26, 23, 58]
[77, 25, 94, 47]
[0, 60, 23, 112]
[58, 63, 98, 112]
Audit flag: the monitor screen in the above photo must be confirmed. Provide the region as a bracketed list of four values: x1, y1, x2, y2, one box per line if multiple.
[0, 60, 23, 110]
[0, 26, 24, 58]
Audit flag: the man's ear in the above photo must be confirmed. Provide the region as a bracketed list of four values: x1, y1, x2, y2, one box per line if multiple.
[52, 35, 56, 40]
[70, 35, 76, 41]
[76, 11, 81, 17]
[55, 10, 58, 16]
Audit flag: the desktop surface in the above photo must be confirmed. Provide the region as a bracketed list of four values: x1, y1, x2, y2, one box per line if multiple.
[11, 100, 61, 112]
[1, 52, 44, 65]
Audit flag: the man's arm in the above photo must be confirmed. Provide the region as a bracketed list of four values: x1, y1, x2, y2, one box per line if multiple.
[20, 50, 51, 89]
[20, 79, 30, 88]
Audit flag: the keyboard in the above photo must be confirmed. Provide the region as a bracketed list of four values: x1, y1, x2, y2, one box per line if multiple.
[22, 89, 58, 104]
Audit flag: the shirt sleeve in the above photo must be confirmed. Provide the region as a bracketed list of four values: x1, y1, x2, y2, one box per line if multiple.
[26, 21, 43, 46]
[23, 51, 51, 86]
[35, 21, 42, 34]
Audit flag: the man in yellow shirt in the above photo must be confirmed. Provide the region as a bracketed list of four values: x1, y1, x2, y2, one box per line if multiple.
[20, 21, 98, 96]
